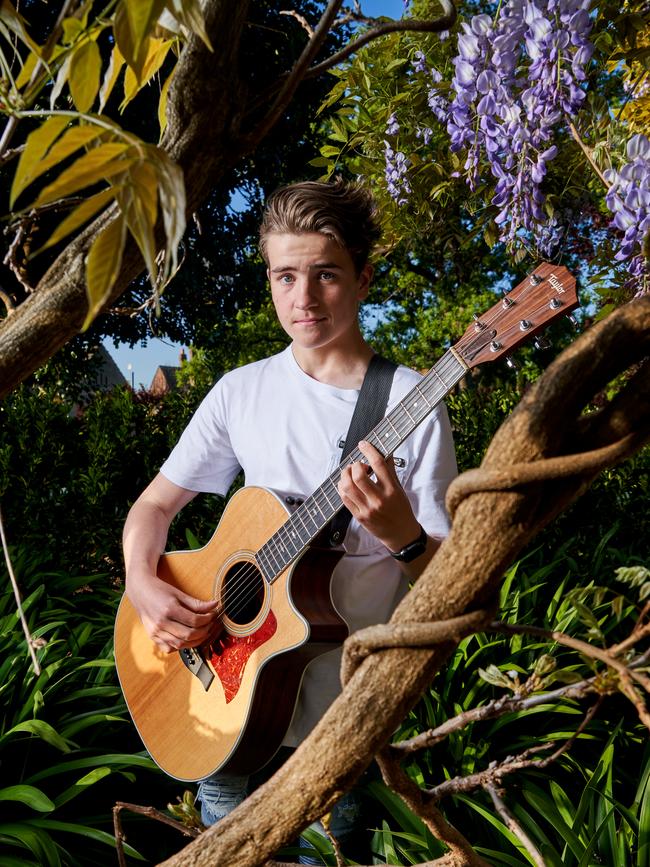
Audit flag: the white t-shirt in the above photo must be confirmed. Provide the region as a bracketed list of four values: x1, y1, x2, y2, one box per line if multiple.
[160, 345, 457, 744]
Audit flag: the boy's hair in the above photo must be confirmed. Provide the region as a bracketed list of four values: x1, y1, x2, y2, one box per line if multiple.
[259, 178, 381, 273]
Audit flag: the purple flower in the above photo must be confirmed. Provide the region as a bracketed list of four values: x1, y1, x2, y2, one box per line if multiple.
[605, 133, 650, 289]
[441, 0, 595, 253]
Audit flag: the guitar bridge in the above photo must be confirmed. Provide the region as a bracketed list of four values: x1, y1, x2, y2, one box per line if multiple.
[179, 646, 214, 692]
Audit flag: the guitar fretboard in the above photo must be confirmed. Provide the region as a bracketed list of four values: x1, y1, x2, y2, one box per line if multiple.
[255, 350, 466, 583]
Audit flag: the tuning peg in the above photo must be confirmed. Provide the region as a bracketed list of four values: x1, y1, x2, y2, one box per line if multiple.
[566, 313, 579, 329]
[533, 335, 551, 350]
[505, 356, 518, 369]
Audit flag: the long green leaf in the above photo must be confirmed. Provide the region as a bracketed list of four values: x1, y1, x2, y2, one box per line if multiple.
[0, 823, 61, 867]
[0, 785, 54, 812]
[28, 819, 145, 860]
[0, 720, 72, 752]
[52, 767, 112, 809]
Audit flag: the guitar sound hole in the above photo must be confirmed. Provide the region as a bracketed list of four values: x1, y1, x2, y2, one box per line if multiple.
[222, 561, 265, 626]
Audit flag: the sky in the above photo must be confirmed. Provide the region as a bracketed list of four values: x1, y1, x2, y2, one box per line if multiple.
[107, 0, 409, 388]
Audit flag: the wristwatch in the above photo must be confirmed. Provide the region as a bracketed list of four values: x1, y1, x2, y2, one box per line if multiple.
[389, 524, 428, 562]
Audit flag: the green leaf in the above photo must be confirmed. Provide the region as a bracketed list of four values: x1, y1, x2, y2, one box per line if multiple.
[0, 720, 72, 752]
[125, 0, 167, 62]
[0, 785, 54, 813]
[83, 214, 127, 330]
[69, 40, 101, 112]
[0, 823, 61, 867]
[29, 819, 145, 860]
[33, 142, 132, 207]
[52, 767, 112, 809]
[10, 116, 70, 206]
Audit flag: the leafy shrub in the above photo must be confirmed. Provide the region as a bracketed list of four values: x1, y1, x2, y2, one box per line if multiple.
[0, 546, 177, 864]
[365, 534, 650, 865]
[0, 381, 226, 577]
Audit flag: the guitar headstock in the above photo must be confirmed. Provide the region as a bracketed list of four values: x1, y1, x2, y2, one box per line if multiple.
[453, 263, 578, 369]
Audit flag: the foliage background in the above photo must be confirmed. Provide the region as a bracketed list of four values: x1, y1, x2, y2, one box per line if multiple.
[0, 0, 649, 864]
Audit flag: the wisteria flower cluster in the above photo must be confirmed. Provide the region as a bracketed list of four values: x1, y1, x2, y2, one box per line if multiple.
[445, 0, 594, 253]
[384, 113, 412, 205]
[604, 133, 650, 296]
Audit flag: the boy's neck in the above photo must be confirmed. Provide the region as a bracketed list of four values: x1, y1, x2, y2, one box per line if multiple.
[291, 334, 374, 389]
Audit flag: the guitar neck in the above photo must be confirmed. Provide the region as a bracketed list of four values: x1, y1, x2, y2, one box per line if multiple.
[256, 350, 467, 582]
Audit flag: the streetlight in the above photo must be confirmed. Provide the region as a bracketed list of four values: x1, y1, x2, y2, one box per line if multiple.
[127, 363, 135, 390]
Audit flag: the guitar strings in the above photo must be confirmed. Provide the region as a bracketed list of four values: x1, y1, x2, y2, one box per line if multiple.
[212, 297, 548, 626]
[209, 286, 567, 629]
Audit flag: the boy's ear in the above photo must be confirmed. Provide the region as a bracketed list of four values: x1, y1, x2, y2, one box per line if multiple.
[357, 263, 373, 300]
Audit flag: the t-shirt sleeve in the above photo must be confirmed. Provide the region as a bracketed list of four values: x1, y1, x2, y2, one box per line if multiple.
[402, 400, 458, 541]
[159, 378, 242, 496]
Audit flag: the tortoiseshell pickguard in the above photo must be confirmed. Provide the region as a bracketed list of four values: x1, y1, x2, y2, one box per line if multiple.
[209, 611, 278, 703]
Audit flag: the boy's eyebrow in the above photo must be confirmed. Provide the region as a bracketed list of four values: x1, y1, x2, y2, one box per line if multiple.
[270, 262, 343, 273]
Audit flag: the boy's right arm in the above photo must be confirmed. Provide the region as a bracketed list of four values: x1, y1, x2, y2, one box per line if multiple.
[122, 473, 220, 653]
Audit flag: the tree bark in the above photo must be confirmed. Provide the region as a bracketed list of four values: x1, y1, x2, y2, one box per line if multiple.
[158, 298, 650, 867]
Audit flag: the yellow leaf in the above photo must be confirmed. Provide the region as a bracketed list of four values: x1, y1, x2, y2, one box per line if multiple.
[49, 52, 72, 110]
[130, 160, 158, 225]
[35, 187, 116, 254]
[69, 40, 101, 113]
[10, 115, 69, 206]
[153, 150, 185, 273]
[83, 214, 127, 330]
[0, 0, 41, 53]
[167, 0, 213, 51]
[114, 0, 164, 80]
[33, 142, 133, 207]
[98, 43, 126, 112]
[19, 124, 108, 203]
[126, 0, 167, 61]
[15, 49, 38, 90]
[116, 177, 157, 288]
[62, 16, 83, 44]
[121, 37, 173, 109]
[157, 67, 174, 136]
[114, 3, 144, 79]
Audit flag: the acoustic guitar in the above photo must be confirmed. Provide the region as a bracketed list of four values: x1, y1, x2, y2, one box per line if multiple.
[114, 262, 577, 781]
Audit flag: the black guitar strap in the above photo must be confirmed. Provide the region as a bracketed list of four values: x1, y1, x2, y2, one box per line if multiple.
[326, 353, 398, 547]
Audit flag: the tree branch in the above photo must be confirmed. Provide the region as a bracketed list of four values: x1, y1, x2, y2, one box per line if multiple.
[485, 784, 545, 867]
[303, 4, 458, 80]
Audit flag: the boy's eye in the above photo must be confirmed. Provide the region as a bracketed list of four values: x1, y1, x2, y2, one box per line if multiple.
[319, 271, 335, 280]
[279, 274, 294, 284]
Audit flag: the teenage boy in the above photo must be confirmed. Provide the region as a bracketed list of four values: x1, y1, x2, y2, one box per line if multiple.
[122, 179, 457, 854]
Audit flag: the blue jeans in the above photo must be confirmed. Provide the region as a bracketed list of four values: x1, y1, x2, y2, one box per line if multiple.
[197, 768, 363, 865]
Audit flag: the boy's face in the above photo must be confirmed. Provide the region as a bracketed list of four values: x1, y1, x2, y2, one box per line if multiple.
[266, 232, 372, 353]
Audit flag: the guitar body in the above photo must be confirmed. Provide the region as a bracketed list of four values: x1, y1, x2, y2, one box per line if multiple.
[114, 486, 347, 781]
